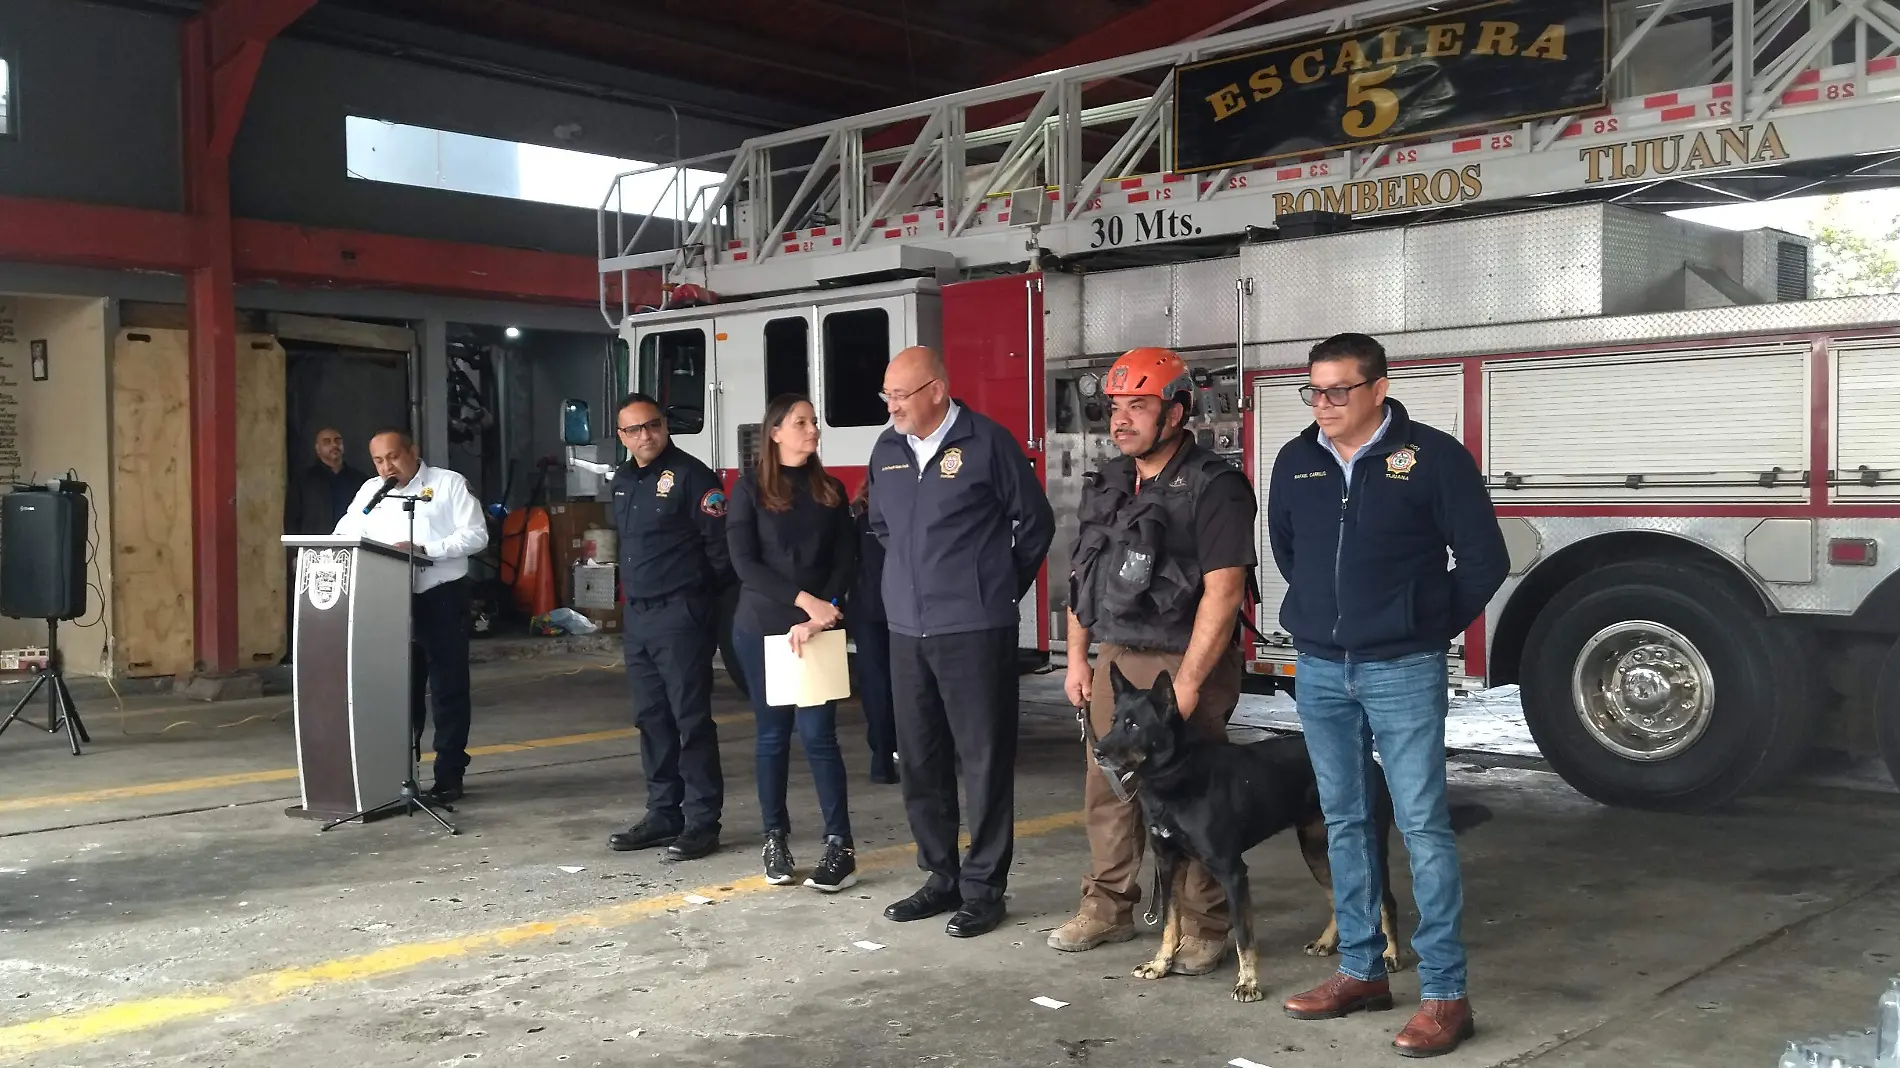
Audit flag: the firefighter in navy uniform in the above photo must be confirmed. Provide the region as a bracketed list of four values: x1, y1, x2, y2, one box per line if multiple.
[605, 392, 734, 862]
[1050, 347, 1258, 974]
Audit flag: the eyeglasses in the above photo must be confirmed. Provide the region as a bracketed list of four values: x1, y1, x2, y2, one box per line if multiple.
[878, 378, 939, 404]
[1299, 380, 1374, 407]
[617, 417, 665, 437]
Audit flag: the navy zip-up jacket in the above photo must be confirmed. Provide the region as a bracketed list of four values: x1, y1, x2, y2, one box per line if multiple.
[867, 402, 1055, 639]
[1266, 399, 1508, 662]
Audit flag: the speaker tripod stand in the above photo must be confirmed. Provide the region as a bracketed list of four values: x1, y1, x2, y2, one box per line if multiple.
[320, 490, 457, 835]
[0, 620, 90, 756]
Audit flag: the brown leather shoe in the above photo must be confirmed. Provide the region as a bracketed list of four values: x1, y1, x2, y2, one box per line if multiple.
[1393, 998, 1475, 1058]
[1283, 972, 1394, 1020]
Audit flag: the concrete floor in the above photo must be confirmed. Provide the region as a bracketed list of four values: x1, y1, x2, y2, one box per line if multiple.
[0, 655, 1895, 1068]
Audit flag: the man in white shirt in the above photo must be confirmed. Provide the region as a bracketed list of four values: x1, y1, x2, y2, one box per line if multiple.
[333, 428, 489, 803]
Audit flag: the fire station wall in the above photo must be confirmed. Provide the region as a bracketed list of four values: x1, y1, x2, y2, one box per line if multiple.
[0, 0, 183, 212]
[231, 38, 768, 257]
[0, 0, 767, 254]
[0, 295, 115, 676]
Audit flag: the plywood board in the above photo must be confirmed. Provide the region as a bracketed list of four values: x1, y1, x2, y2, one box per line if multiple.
[236, 334, 287, 665]
[110, 328, 194, 678]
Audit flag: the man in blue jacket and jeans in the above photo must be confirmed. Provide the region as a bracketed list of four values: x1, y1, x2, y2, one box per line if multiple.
[1268, 333, 1507, 1058]
[869, 345, 1055, 939]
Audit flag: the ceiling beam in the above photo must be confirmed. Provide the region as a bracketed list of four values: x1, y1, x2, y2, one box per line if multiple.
[490, 0, 963, 98]
[787, 0, 1061, 55]
[0, 195, 653, 306]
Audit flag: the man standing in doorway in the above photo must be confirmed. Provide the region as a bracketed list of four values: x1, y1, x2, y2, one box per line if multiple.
[870, 346, 1054, 939]
[605, 393, 732, 863]
[287, 427, 367, 535]
[1050, 347, 1255, 974]
[333, 429, 489, 804]
[1268, 333, 1507, 1058]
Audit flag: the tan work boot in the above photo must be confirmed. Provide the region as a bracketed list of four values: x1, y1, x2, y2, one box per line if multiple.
[1046, 913, 1138, 952]
[1169, 934, 1230, 975]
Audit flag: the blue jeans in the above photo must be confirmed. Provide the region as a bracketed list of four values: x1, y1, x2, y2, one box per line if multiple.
[731, 626, 852, 843]
[1297, 650, 1466, 1001]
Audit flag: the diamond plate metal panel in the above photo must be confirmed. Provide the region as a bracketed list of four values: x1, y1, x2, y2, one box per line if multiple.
[1598, 206, 1737, 316]
[1406, 206, 1607, 331]
[1042, 271, 1084, 360]
[1080, 265, 1172, 356]
[1242, 229, 1406, 342]
[1170, 256, 1244, 352]
[1247, 293, 1900, 368]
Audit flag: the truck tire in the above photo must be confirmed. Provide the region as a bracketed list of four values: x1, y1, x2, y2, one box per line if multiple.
[1874, 638, 1900, 793]
[716, 584, 749, 700]
[1519, 559, 1815, 812]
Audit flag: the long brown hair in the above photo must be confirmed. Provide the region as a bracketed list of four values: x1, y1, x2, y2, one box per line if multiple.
[756, 393, 844, 513]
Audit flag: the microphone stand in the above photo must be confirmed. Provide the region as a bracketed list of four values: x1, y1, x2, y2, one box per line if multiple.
[322, 488, 458, 836]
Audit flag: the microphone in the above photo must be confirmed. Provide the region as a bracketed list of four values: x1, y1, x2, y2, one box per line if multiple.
[363, 476, 399, 514]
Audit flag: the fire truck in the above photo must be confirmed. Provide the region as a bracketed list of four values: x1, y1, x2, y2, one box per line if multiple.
[595, 0, 1900, 812]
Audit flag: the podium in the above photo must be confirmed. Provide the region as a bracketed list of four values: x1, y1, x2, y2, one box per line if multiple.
[281, 535, 429, 822]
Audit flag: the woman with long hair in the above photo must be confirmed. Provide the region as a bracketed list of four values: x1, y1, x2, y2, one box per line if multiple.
[726, 393, 860, 891]
[848, 477, 899, 784]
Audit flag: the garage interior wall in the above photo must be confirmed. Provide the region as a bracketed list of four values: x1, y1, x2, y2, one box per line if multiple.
[0, 0, 767, 252]
[0, 295, 113, 675]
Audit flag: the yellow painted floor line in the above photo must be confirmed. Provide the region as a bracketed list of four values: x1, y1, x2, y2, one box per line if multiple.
[0, 808, 1087, 1057]
[0, 714, 748, 815]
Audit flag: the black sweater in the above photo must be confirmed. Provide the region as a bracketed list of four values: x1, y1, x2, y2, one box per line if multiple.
[726, 466, 857, 636]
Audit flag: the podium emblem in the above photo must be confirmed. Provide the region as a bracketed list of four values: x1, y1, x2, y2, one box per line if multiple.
[302, 548, 351, 612]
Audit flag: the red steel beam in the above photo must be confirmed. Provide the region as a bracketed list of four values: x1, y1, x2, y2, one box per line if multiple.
[181, 0, 319, 675]
[0, 194, 655, 306]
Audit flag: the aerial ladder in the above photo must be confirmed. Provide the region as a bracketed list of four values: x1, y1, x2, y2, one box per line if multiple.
[598, 0, 1900, 321]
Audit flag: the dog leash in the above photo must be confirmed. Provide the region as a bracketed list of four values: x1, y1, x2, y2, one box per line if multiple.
[1075, 703, 1139, 804]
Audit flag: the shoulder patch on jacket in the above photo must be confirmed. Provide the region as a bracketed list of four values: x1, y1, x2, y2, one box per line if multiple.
[699, 489, 727, 517]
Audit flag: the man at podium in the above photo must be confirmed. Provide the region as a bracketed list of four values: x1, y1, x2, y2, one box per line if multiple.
[331, 429, 489, 803]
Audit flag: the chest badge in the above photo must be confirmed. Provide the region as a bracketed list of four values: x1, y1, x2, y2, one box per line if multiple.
[1386, 447, 1418, 477]
[1169, 474, 1188, 488]
[655, 470, 676, 497]
[939, 448, 964, 478]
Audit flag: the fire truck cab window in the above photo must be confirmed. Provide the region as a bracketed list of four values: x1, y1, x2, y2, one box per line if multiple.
[764, 317, 811, 400]
[823, 308, 890, 427]
[637, 328, 707, 435]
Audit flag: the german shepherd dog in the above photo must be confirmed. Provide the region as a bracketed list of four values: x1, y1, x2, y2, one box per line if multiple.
[1091, 663, 1491, 1003]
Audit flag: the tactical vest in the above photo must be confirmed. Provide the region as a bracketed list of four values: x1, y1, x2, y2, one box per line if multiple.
[1069, 440, 1235, 653]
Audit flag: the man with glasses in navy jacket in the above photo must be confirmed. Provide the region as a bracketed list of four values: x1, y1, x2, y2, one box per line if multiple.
[1268, 333, 1506, 1059]
[868, 345, 1055, 940]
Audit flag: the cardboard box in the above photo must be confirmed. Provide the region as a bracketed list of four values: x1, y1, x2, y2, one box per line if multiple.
[546, 502, 609, 608]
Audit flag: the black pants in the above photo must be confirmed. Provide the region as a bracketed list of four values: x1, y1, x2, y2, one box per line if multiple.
[850, 617, 897, 765]
[890, 626, 1019, 904]
[624, 591, 724, 832]
[410, 578, 474, 783]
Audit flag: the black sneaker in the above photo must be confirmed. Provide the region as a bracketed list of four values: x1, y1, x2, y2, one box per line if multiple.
[422, 780, 463, 804]
[664, 825, 720, 862]
[804, 836, 857, 893]
[762, 831, 795, 885]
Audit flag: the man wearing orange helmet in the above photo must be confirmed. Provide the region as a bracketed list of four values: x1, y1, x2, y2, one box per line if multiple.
[1052, 346, 1257, 973]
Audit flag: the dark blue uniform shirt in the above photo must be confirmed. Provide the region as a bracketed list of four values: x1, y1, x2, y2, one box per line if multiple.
[867, 402, 1055, 639]
[612, 443, 733, 602]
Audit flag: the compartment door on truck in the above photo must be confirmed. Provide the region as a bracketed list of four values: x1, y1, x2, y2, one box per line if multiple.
[1251, 365, 1465, 646]
[715, 310, 815, 477]
[631, 323, 715, 468]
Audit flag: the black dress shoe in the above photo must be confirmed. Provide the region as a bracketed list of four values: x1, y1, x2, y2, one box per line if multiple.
[664, 825, 721, 862]
[883, 884, 961, 922]
[422, 781, 463, 804]
[946, 898, 1007, 938]
[607, 818, 681, 852]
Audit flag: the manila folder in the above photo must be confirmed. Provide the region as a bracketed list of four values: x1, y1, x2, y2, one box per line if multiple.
[764, 629, 853, 709]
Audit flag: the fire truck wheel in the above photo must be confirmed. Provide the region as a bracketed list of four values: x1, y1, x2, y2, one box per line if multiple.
[1520, 559, 1815, 812]
[1874, 638, 1900, 793]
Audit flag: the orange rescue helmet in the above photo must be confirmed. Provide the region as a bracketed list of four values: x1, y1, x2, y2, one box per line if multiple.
[1103, 347, 1195, 411]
